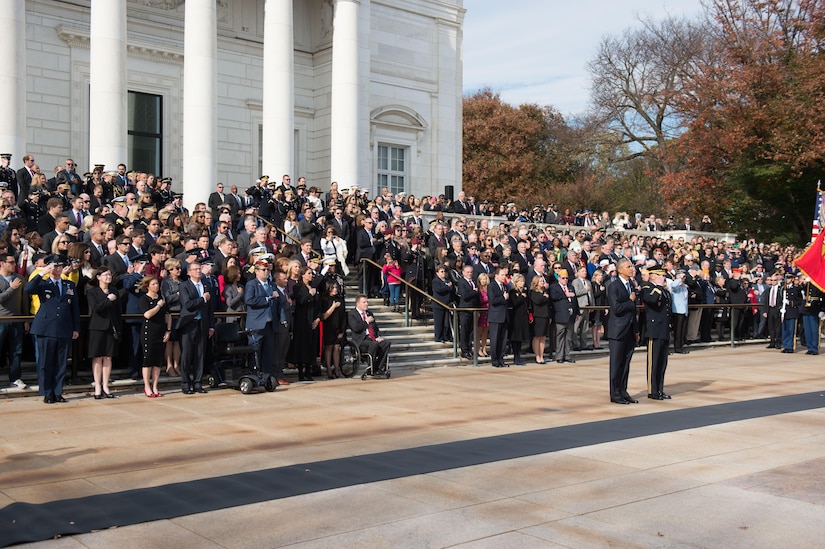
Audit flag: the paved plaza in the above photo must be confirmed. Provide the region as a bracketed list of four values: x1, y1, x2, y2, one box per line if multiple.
[1, 344, 825, 548]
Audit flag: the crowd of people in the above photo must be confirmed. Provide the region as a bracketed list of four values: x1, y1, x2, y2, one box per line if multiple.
[0, 153, 820, 404]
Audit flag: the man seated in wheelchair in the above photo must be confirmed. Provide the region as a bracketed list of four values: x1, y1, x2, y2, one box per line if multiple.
[347, 294, 391, 373]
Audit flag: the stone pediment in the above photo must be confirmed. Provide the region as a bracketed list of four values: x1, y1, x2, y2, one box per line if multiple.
[370, 105, 428, 130]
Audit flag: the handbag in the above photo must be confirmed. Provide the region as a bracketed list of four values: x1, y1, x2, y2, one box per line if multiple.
[528, 312, 534, 323]
[111, 325, 121, 342]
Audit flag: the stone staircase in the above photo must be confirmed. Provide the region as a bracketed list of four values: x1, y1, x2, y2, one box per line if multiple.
[341, 275, 481, 370]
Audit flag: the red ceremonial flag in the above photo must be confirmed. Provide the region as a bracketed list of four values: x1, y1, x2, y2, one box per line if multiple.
[795, 226, 825, 292]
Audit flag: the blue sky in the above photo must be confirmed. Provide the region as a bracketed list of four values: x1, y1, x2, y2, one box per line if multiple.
[462, 0, 705, 117]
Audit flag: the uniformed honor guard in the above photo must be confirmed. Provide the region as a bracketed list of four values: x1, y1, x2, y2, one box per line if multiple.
[641, 264, 672, 400]
[780, 274, 802, 353]
[799, 278, 823, 355]
[0, 154, 17, 199]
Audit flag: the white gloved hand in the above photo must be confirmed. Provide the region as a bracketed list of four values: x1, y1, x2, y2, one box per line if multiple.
[818, 311, 825, 320]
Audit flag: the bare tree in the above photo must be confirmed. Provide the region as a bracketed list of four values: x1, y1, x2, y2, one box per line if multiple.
[587, 17, 708, 174]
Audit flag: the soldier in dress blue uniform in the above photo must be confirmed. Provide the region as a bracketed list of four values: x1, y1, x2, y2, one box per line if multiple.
[641, 264, 672, 400]
[25, 254, 80, 403]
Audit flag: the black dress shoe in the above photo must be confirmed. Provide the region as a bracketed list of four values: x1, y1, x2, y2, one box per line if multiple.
[648, 393, 664, 400]
[781, 349, 794, 353]
[194, 387, 208, 394]
[44, 395, 55, 404]
[624, 397, 639, 403]
[806, 350, 819, 355]
[611, 397, 630, 404]
[675, 349, 689, 354]
[567, 358, 576, 364]
[557, 360, 564, 363]
[183, 388, 194, 394]
[660, 392, 672, 399]
[766, 344, 775, 349]
[54, 396, 68, 403]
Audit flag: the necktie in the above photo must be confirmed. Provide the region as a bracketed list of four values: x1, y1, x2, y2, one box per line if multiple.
[362, 311, 376, 341]
[76, 211, 83, 227]
[55, 279, 61, 296]
[626, 281, 631, 296]
[770, 286, 777, 307]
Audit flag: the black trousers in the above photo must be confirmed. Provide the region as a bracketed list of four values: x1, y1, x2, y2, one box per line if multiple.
[360, 339, 391, 371]
[609, 333, 635, 400]
[767, 308, 781, 347]
[489, 321, 508, 365]
[180, 322, 206, 390]
[646, 337, 669, 396]
[672, 313, 687, 351]
[459, 311, 474, 355]
[432, 307, 448, 342]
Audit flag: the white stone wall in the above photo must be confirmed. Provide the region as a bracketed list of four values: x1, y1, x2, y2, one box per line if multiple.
[20, 0, 463, 205]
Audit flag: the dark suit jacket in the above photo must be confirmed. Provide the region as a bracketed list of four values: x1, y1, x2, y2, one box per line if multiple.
[456, 277, 479, 308]
[607, 277, 638, 340]
[347, 308, 381, 347]
[208, 192, 225, 216]
[177, 278, 215, 332]
[549, 283, 580, 323]
[16, 167, 32, 206]
[486, 280, 508, 324]
[86, 286, 122, 332]
[25, 276, 80, 338]
[243, 278, 280, 330]
[431, 276, 453, 309]
[356, 228, 375, 261]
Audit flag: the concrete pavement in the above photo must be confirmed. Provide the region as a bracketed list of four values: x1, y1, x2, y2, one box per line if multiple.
[2, 344, 825, 547]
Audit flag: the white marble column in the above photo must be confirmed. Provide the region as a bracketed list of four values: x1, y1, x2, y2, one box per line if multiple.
[89, 0, 127, 171]
[183, 0, 218, 207]
[330, 0, 361, 192]
[0, 0, 26, 160]
[261, 0, 294, 180]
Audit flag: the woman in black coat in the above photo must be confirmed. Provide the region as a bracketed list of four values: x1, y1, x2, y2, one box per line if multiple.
[287, 266, 320, 381]
[319, 279, 346, 379]
[86, 267, 122, 399]
[508, 274, 531, 366]
[529, 275, 551, 364]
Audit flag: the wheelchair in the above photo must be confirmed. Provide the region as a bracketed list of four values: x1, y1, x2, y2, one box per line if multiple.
[341, 338, 391, 381]
[208, 322, 277, 394]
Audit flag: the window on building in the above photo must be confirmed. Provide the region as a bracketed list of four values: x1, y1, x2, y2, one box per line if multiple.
[128, 92, 163, 175]
[377, 144, 407, 196]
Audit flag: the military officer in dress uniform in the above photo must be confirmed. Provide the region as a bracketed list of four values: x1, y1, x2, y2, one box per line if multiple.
[0, 154, 17, 199]
[799, 278, 823, 355]
[25, 254, 80, 403]
[641, 264, 672, 400]
[780, 274, 802, 353]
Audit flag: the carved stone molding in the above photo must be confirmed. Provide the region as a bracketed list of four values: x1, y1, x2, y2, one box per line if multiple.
[56, 25, 184, 65]
[127, 0, 229, 23]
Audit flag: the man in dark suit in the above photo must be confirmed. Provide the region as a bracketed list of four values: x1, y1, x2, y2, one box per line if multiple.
[327, 207, 350, 242]
[245, 259, 289, 383]
[607, 258, 639, 404]
[15, 154, 35, 207]
[641, 265, 672, 400]
[487, 266, 510, 368]
[550, 269, 580, 363]
[208, 182, 226, 217]
[347, 294, 391, 373]
[763, 273, 782, 349]
[356, 218, 377, 295]
[25, 255, 80, 403]
[456, 264, 479, 359]
[177, 261, 215, 394]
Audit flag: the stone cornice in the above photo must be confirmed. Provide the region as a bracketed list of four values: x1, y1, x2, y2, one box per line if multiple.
[56, 25, 184, 65]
